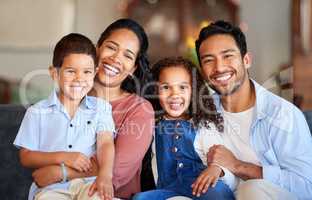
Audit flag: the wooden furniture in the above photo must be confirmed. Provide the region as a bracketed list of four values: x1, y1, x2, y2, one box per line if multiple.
[292, 0, 312, 110]
[123, 0, 239, 64]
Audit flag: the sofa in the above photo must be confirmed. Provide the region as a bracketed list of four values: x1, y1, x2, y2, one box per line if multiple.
[0, 104, 311, 200]
[0, 104, 155, 200]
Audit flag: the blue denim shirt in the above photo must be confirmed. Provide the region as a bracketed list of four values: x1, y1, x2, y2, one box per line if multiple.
[213, 80, 312, 200]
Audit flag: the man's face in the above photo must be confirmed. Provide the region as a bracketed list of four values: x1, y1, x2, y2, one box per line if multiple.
[198, 34, 250, 96]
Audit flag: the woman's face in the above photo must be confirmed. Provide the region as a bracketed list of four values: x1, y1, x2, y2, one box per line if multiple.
[97, 28, 140, 88]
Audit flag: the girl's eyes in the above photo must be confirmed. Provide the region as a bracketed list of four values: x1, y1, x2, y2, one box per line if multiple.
[65, 69, 75, 73]
[179, 85, 189, 90]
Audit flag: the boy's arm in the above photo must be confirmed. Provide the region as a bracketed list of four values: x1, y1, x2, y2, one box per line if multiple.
[20, 148, 91, 172]
[88, 131, 115, 199]
[97, 131, 115, 178]
[32, 157, 98, 187]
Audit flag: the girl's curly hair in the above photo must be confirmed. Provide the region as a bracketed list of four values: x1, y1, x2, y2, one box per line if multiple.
[151, 56, 223, 132]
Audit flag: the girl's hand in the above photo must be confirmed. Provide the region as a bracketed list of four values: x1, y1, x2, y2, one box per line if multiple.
[88, 175, 113, 200]
[191, 165, 223, 197]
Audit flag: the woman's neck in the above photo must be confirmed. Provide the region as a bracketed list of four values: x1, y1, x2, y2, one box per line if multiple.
[92, 81, 129, 102]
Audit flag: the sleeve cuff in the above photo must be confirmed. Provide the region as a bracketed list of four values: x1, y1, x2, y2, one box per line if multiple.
[218, 165, 239, 191]
[262, 165, 281, 184]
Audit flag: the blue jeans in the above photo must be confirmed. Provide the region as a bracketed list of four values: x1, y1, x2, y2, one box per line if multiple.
[132, 180, 235, 200]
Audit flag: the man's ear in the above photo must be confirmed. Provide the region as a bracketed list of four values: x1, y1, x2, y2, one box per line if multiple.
[49, 66, 58, 81]
[243, 52, 252, 69]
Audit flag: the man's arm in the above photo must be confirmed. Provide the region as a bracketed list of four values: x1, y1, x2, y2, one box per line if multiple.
[207, 145, 262, 180]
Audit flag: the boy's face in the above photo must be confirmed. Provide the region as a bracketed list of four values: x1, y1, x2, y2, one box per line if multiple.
[158, 66, 192, 120]
[50, 53, 96, 103]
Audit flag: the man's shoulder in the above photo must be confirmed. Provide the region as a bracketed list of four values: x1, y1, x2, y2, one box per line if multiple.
[255, 82, 305, 131]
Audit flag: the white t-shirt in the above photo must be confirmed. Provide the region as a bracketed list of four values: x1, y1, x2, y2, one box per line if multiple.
[194, 106, 261, 191]
[222, 106, 260, 166]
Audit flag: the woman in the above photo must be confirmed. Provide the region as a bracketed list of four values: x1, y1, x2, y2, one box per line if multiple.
[91, 18, 155, 199]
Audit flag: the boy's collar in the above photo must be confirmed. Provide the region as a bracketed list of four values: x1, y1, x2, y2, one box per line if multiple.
[44, 89, 94, 110]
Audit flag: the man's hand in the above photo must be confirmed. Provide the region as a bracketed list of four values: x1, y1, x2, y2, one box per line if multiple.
[63, 152, 92, 172]
[88, 174, 114, 200]
[207, 145, 238, 172]
[191, 165, 223, 197]
[32, 165, 61, 187]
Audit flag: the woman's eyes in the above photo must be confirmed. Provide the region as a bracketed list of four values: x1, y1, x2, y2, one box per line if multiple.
[124, 53, 134, 60]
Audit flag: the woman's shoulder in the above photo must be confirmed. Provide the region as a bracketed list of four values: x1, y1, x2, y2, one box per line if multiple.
[112, 94, 154, 117]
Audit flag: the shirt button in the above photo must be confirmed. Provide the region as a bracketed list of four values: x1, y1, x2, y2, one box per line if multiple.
[70, 124, 73, 127]
[176, 122, 181, 128]
[68, 145, 72, 148]
[172, 147, 178, 153]
[178, 163, 184, 168]
[174, 134, 180, 140]
[87, 121, 91, 125]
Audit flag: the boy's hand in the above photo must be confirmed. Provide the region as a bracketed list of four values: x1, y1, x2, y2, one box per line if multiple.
[32, 165, 61, 187]
[88, 174, 113, 200]
[191, 165, 223, 197]
[63, 152, 92, 172]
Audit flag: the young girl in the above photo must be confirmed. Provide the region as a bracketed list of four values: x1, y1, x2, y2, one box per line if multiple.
[133, 57, 235, 200]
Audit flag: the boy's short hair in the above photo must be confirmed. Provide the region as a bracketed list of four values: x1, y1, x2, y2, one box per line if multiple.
[53, 33, 97, 68]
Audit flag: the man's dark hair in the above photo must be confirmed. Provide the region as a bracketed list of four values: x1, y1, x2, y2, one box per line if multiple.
[53, 33, 97, 68]
[195, 20, 247, 63]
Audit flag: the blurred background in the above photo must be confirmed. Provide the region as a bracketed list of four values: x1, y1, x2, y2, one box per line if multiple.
[0, 0, 311, 111]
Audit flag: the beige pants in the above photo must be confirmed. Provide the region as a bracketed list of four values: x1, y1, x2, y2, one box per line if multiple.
[235, 179, 298, 200]
[167, 179, 298, 200]
[34, 178, 121, 200]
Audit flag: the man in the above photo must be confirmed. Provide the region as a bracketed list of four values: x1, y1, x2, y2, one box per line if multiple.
[195, 20, 312, 200]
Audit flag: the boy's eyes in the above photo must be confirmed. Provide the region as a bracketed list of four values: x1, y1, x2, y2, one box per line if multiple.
[159, 85, 169, 90]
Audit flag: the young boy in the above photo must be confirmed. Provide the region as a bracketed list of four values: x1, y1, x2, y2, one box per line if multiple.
[14, 33, 115, 200]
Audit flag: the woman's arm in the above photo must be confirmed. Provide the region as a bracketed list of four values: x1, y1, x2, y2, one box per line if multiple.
[113, 102, 154, 190]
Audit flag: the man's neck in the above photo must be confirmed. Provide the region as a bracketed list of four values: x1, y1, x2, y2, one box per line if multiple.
[221, 79, 256, 113]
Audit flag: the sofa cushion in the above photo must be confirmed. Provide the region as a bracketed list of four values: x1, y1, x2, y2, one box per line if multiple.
[0, 105, 32, 200]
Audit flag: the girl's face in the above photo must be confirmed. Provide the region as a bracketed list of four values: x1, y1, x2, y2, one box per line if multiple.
[97, 28, 140, 88]
[158, 66, 192, 120]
